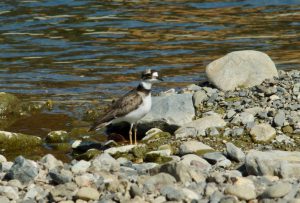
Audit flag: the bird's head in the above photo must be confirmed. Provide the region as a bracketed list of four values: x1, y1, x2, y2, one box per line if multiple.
[141, 69, 163, 83]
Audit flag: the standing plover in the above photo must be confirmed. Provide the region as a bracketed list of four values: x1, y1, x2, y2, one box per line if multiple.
[89, 69, 162, 144]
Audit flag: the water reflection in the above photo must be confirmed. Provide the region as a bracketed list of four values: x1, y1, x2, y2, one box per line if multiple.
[0, 0, 299, 107]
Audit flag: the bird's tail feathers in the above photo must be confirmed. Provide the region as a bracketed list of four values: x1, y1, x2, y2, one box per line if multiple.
[88, 121, 111, 132]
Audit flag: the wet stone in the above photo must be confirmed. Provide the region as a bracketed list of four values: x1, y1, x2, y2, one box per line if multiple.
[6, 156, 38, 184]
[225, 142, 245, 162]
[263, 182, 292, 198]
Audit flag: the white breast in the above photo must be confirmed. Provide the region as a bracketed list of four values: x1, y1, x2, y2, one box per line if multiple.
[112, 93, 152, 124]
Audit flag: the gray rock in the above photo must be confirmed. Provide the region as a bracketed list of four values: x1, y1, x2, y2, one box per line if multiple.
[0, 196, 9, 203]
[49, 169, 72, 184]
[160, 185, 185, 201]
[141, 93, 195, 126]
[0, 185, 19, 200]
[6, 156, 38, 184]
[180, 154, 211, 172]
[206, 50, 278, 91]
[49, 182, 77, 201]
[104, 145, 135, 155]
[246, 150, 300, 178]
[132, 162, 158, 174]
[263, 182, 292, 198]
[160, 161, 194, 184]
[250, 123, 276, 142]
[231, 127, 244, 136]
[225, 142, 245, 162]
[240, 112, 255, 125]
[224, 177, 256, 200]
[129, 184, 143, 198]
[23, 186, 43, 200]
[41, 154, 63, 170]
[203, 152, 227, 165]
[144, 173, 176, 193]
[226, 109, 236, 119]
[76, 187, 100, 201]
[274, 110, 286, 127]
[71, 160, 91, 174]
[193, 90, 208, 107]
[91, 153, 120, 172]
[179, 140, 214, 155]
[175, 114, 226, 138]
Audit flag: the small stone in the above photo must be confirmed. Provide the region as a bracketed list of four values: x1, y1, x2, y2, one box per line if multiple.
[226, 110, 236, 119]
[76, 187, 100, 201]
[49, 169, 72, 184]
[0, 186, 19, 200]
[144, 173, 176, 193]
[180, 154, 211, 172]
[250, 123, 276, 142]
[263, 182, 292, 198]
[231, 127, 244, 136]
[203, 152, 227, 165]
[71, 160, 91, 174]
[142, 128, 163, 141]
[75, 173, 94, 187]
[6, 156, 38, 184]
[160, 185, 185, 201]
[193, 91, 208, 107]
[282, 125, 294, 134]
[7, 179, 23, 189]
[225, 177, 256, 200]
[160, 161, 193, 183]
[225, 142, 245, 162]
[274, 110, 285, 127]
[91, 153, 120, 172]
[41, 154, 63, 170]
[179, 140, 214, 155]
[104, 145, 135, 155]
[129, 184, 143, 198]
[240, 112, 255, 125]
[0, 196, 9, 203]
[0, 154, 7, 163]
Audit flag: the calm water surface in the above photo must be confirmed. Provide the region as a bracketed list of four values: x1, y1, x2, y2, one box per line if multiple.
[0, 0, 299, 144]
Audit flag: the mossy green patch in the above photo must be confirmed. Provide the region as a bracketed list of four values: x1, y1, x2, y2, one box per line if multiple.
[75, 149, 102, 160]
[225, 97, 241, 102]
[282, 125, 294, 134]
[45, 131, 69, 143]
[144, 153, 173, 164]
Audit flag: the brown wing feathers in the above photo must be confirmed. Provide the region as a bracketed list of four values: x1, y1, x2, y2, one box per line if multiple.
[89, 89, 143, 131]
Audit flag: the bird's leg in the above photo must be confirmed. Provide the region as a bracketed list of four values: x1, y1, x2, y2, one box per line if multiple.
[129, 123, 133, 145]
[134, 124, 138, 145]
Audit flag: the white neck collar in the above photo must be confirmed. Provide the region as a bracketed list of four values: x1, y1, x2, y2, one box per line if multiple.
[141, 81, 152, 90]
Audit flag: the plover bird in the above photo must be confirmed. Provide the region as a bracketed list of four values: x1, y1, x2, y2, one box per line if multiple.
[89, 69, 162, 144]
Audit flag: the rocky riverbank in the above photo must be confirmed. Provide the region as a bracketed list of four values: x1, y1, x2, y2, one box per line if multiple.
[0, 50, 299, 202]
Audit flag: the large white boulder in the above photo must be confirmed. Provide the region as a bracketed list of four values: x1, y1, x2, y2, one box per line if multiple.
[206, 50, 278, 91]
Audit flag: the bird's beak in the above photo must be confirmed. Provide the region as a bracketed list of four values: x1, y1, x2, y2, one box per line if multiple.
[157, 77, 163, 81]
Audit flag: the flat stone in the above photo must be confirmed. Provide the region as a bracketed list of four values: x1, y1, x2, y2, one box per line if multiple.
[142, 128, 163, 141]
[193, 90, 208, 107]
[239, 112, 255, 125]
[49, 169, 72, 184]
[71, 160, 91, 174]
[225, 142, 245, 162]
[160, 185, 185, 201]
[6, 156, 38, 184]
[104, 145, 135, 155]
[246, 150, 300, 178]
[224, 177, 256, 200]
[274, 110, 286, 127]
[206, 50, 278, 91]
[41, 154, 63, 170]
[263, 182, 292, 198]
[91, 153, 120, 172]
[0, 185, 19, 200]
[160, 161, 194, 184]
[250, 123, 276, 142]
[175, 114, 226, 138]
[76, 187, 100, 201]
[141, 93, 195, 126]
[179, 140, 214, 155]
[203, 152, 227, 165]
[180, 154, 211, 172]
[144, 173, 176, 193]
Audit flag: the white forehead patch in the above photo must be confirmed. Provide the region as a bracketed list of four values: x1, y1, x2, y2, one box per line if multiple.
[152, 72, 158, 77]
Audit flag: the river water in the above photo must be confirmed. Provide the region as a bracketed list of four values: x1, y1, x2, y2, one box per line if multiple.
[0, 0, 299, 138]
